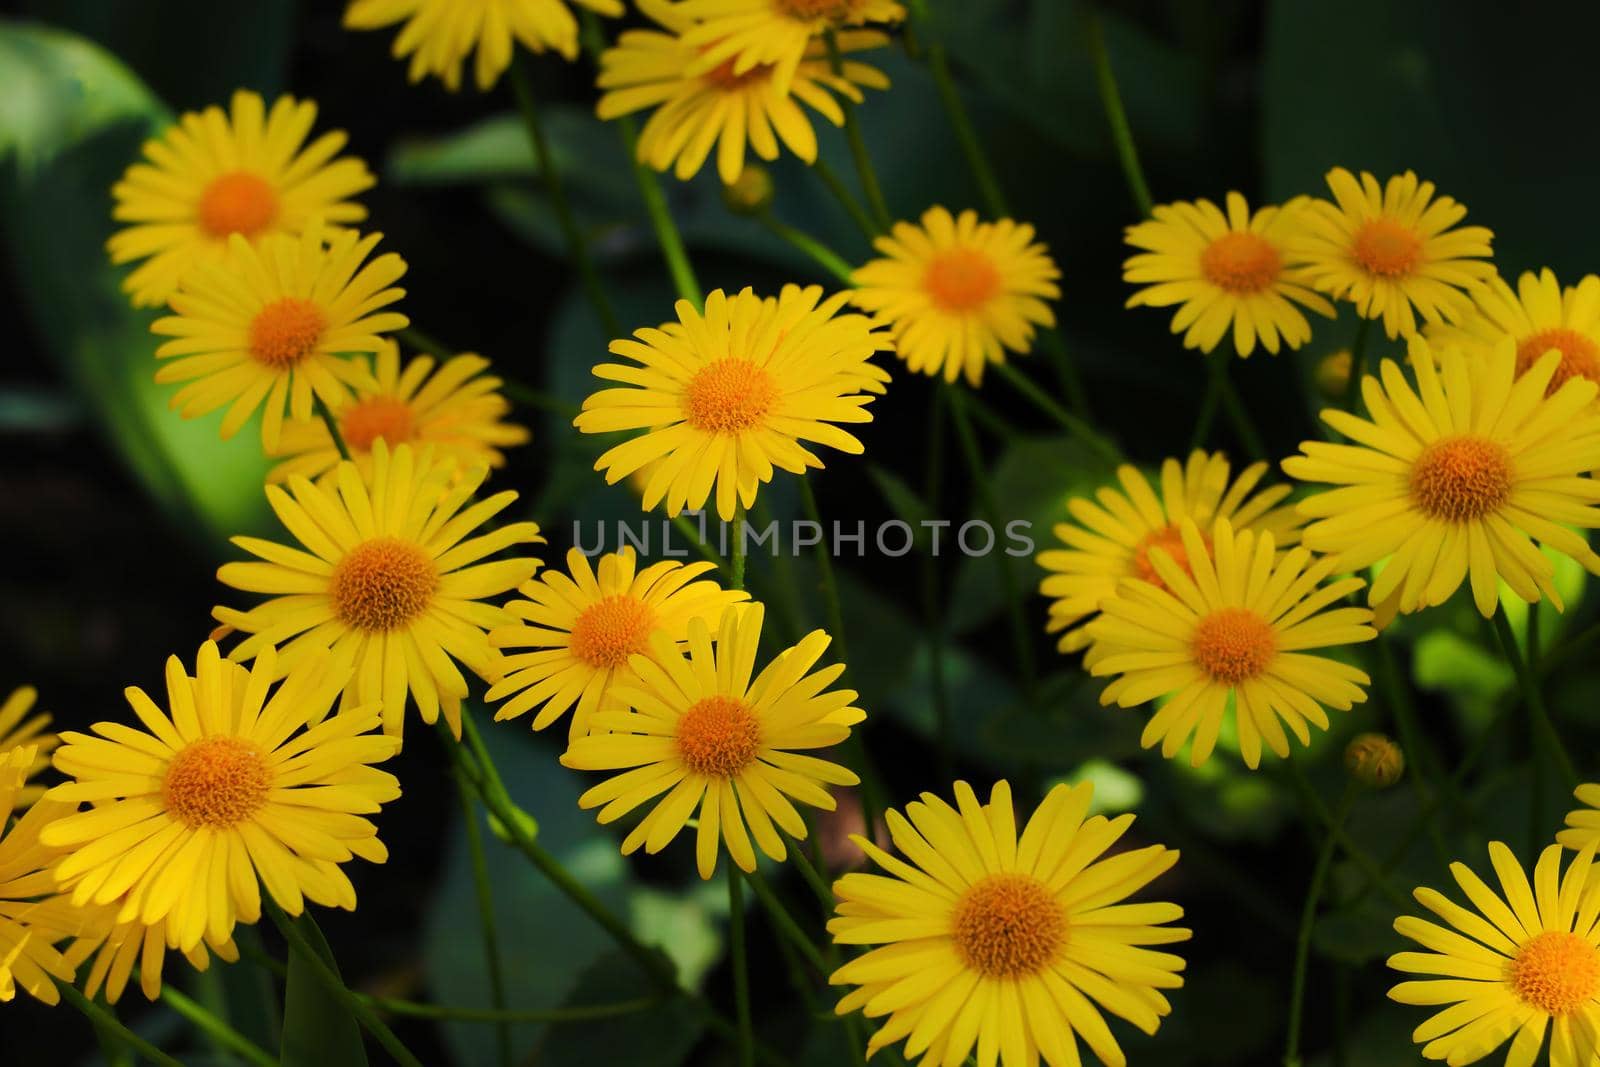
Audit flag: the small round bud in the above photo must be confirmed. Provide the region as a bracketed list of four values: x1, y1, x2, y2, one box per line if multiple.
[722, 165, 774, 216]
[1344, 733, 1404, 788]
[1315, 349, 1353, 400]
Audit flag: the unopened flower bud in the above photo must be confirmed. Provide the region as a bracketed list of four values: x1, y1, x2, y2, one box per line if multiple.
[1344, 732, 1404, 788]
[1316, 349, 1352, 400]
[722, 165, 774, 216]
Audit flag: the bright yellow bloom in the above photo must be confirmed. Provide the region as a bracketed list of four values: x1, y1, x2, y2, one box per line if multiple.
[675, 0, 904, 95]
[1123, 192, 1334, 356]
[1292, 167, 1495, 339]
[151, 223, 408, 450]
[64, 912, 237, 1005]
[1283, 336, 1600, 618]
[107, 90, 373, 308]
[1036, 450, 1304, 654]
[560, 604, 863, 879]
[214, 442, 543, 739]
[1086, 517, 1375, 768]
[41, 642, 400, 953]
[344, 0, 624, 89]
[487, 547, 749, 740]
[576, 285, 888, 521]
[850, 205, 1061, 385]
[1389, 842, 1600, 1066]
[0, 685, 57, 806]
[1429, 269, 1600, 396]
[596, 0, 888, 184]
[828, 779, 1189, 1066]
[268, 341, 529, 486]
[0, 746, 90, 1005]
[1557, 785, 1600, 853]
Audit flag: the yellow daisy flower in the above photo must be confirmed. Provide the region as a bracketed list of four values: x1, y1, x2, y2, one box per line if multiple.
[1036, 450, 1304, 655]
[151, 223, 408, 450]
[0, 746, 90, 1005]
[596, 0, 889, 184]
[64, 911, 237, 1005]
[675, 0, 905, 96]
[214, 442, 543, 739]
[849, 205, 1061, 385]
[1389, 841, 1600, 1066]
[1282, 335, 1600, 618]
[1123, 192, 1335, 356]
[1291, 167, 1495, 339]
[344, 0, 624, 89]
[1557, 785, 1600, 853]
[1086, 516, 1375, 768]
[268, 341, 529, 486]
[41, 642, 400, 953]
[559, 603, 863, 879]
[0, 685, 57, 806]
[576, 285, 888, 521]
[828, 779, 1190, 1066]
[487, 546, 749, 740]
[1429, 269, 1600, 396]
[107, 89, 374, 308]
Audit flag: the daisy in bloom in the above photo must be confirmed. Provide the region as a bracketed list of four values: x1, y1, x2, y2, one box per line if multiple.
[268, 341, 529, 486]
[1291, 167, 1495, 339]
[0, 746, 90, 1004]
[850, 205, 1061, 385]
[1557, 785, 1600, 852]
[1085, 517, 1375, 768]
[107, 90, 373, 308]
[214, 442, 543, 739]
[63, 913, 237, 1005]
[1282, 335, 1600, 619]
[41, 642, 400, 953]
[152, 223, 408, 450]
[1389, 841, 1600, 1066]
[576, 285, 888, 521]
[1429, 269, 1600, 396]
[0, 685, 57, 806]
[596, 0, 889, 184]
[1036, 450, 1304, 655]
[828, 779, 1189, 1066]
[344, 0, 624, 89]
[486, 546, 748, 740]
[560, 604, 863, 879]
[675, 0, 905, 96]
[1123, 192, 1335, 356]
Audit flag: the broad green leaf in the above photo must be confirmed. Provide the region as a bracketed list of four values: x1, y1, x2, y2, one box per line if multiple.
[280, 912, 367, 1067]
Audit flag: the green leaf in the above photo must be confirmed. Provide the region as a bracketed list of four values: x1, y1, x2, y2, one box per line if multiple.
[532, 952, 703, 1067]
[280, 912, 367, 1067]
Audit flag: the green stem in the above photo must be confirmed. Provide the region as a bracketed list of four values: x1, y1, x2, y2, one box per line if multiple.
[455, 768, 514, 1067]
[361, 993, 659, 1024]
[731, 507, 748, 591]
[1217, 373, 1267, 461]
[755, 495, 807, 642]
[918, 35, 1008, 217]
[159, 984, 277, 1067]
[508, 57, 623, 339]
[1284, 780, 1358, 1067]
[1285, 761, 1410, 911]
[501, 378, 581, 419]
[745, 870, 828, 972]
[812, 159, 879, 241]
[56, 982, 184, 1067]
[1189, 357, 1225, 450]
[1035, 329, 1094, 420]
[1492, 607, 1579, 789]
[313, 394, 352, 462]
[1375, 638, 1456, 870]
[398, 325, 451, 358]
[673, 512, 729, 572]
[992, 361, 1119, 465]
[1344, 318, 1371, 417]
[922, 385, 953, 781]
[1086, 13, 1153, 217]
[728, 866, 755, 1067]
[787, 835, 837, 913]
[614, 115, 701, 306]
[759, 213, 856, 286]
[824, 31, 892, 230]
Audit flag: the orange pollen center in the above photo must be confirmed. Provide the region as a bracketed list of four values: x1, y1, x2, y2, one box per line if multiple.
[923, 247, 1003, 312]
[331, 537, 439, 632]
[1191, 607, 1276, 685]
[1511, 931, 1600, 1017]
[198, 171, 278, 239]
[248, 297, 327, 368]
[1199, 232, 1281, 294]
[340, 397, 416, 453]
[1516, 328, 1600, 393]
[1131, 524, 1208, 591]
[569, 595, 656, 669]
[1409, 436, 1513, 522]
[163, 737, 270, 828]
[676, 695, 762, 778]
[684, 359, 778, 433]
[950, 873, 1066, 978]
[1351, 218, 1423, 277]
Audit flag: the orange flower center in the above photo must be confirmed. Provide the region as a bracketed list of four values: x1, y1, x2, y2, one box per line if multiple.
[1409, 436, 1512, 522]
[570, 595, 656, 669]
[340, 397, 415, 452]
[950, 873, 1066, 978]
[1351, 218, 1423, 277]
[163, 737, 270, 828]
[331, 537, 439, 632]
[198, 171, 278, 239]
[1511, 931, 1600, 1017]
[1191, 607, 1276, 685]
[249, 297, 327, 368]
[676, 695, 762, 777]
[1132, 524, 1208, 591]
[684, 359, 778, 433]
[923, 247, 1002, 312]
[703, 55, 774, 89]
[1199, 232, 1281, 294]
[1516, 328, 1600, 393]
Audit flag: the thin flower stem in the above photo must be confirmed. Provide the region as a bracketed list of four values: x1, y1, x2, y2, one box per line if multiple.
[812, 159, 880, 240]
[1035, 329, 1094, 420]
[265, 902, 428, 1067]
[1344, 318, 1371, 417]
[313, 394, 352, 462]
[1285, 760, 1410, 911]
[613, 114, 701, 306]
[158, 984, 277, 1067]
[755, 495, 808, 642]
[1284, 779, 1358, 1067]
[731, 507, 748, 591]
[507, 56, 623, 340]
[992, 361, 1120, 465]
[1374, 638, 1456, 870]
[454, 768, 514, 1067]
[673, 513, 729, 572]
[918, 34, 1008, 218]
[745, 870, 829, 973]
[824, 32, 892, 231]
[1086, 13, 1153, 218]
[361, 993, 660, 1024]
[759, 213, 856, 286]
[1216, 373, 1267, 461]
[56, 982, 185, 1067]
[728, 867, 755, 1067]
[499, 378, 581, 419]
[922, 385, 953, 781]
[398, 325, 451, 358]
[787, 835, 837, 912]
[1189, 357, 1226, 450]
[1492, 607, 1579, 789]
